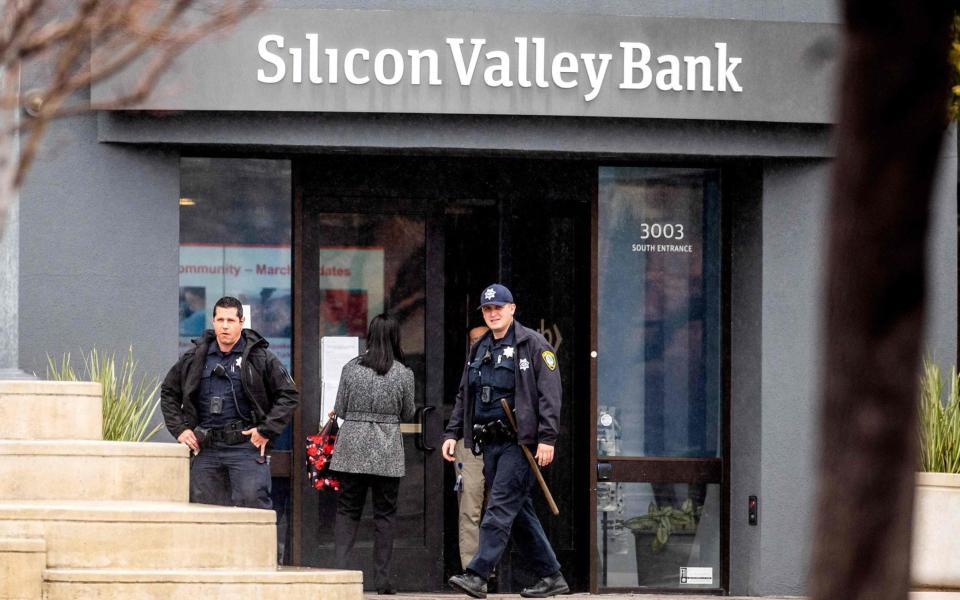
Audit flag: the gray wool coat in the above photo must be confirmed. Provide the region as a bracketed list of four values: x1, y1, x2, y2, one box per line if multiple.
[329, 357, 416, 478]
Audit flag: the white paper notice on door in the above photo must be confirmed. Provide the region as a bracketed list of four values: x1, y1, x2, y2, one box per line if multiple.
[320, 336, 359, 426]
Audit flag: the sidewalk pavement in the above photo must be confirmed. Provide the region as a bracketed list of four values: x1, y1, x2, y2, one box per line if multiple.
[361, 593, 960, 599]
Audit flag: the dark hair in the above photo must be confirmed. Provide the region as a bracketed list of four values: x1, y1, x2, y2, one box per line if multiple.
[213, 296, 244, 320]
[360, 313, 404, 376]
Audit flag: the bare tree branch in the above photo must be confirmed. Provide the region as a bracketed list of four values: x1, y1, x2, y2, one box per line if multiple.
[0, 0, 261, 236]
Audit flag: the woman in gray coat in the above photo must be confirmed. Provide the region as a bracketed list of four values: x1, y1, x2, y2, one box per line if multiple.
[329, 313, 416, 595]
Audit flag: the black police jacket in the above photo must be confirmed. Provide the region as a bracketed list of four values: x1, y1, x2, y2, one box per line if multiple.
[444, 320, 562, 448]
[160, 329, 299, 440]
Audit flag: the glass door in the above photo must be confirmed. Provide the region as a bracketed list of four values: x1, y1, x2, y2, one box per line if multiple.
[591, 167, 723, 592]
[295, 194, 444, 591]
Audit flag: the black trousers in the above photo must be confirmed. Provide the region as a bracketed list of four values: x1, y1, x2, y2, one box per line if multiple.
[189, 442, 272, 509]
[334, 471, 401, 589]
[467, 441, 560, 579]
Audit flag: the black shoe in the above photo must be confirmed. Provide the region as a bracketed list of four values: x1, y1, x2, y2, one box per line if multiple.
[448, 572, 488, 599]
[487, 572, 498, 594]
[376, 585, 396, 595]
[521, 571, 569, 598]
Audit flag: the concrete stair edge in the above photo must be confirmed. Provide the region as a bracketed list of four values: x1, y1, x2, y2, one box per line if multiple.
[0, 380, 101, 395]
[44, 566, 362, 584]
[0, 536, 46, 600]
[0, 500, 276, 523]
[0, 379, 103, 441]
[0, 440, 189, 503]
[0, 440, 187, 457]
[0, 501, 277, 570]
[44, 566, 364, 600]
[0, 536, 46, 552]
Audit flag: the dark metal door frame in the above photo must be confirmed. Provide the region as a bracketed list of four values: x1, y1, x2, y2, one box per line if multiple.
[587, 166, 731, 594]
[290, 162, 445, 587]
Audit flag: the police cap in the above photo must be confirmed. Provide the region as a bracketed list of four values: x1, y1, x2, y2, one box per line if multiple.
[478, 283, 514, 308]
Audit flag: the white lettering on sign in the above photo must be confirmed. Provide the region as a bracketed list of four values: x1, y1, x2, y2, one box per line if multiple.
[256, 35, 742, 101]
[620, 42, 741, 92]
[632, 243, 694, 253]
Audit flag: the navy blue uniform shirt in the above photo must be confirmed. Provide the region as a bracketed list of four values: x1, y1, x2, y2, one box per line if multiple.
[198, 335, 252, 428]
[471, 324, 517, 424]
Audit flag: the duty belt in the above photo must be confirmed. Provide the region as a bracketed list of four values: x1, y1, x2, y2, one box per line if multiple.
[471, 419, 516, 455]
[196, 421, 252, 447]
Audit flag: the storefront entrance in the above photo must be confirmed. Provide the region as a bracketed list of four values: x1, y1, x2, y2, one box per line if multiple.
[178, 155, 727, 594]
[290, 156, 593, 592]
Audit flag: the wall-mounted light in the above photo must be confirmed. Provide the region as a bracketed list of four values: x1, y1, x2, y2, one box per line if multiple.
[179, 197, 196, 206]
[23, 90, 44, 117]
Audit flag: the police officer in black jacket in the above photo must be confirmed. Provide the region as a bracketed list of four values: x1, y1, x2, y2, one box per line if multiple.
[161, 296, 298, 509]
[443, 284, 569, 599]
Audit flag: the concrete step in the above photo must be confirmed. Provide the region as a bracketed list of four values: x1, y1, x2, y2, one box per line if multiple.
[0, 381, 102, 440]
[44, 566, 362, 600]
[0, 440, 189, 502]
[0, 537, 45, 600]
[0, 501, 276, 569]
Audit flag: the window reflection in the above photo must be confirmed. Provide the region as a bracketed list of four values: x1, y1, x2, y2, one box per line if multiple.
[313, 213, 427, 554]
[597, 167, 721, 458]
[597, 482, 720, 589]
[178, 158, 293, 369]
[178, 157, 294, 562]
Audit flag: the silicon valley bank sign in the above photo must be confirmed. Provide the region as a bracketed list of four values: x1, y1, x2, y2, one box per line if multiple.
[93, 9, 839, 124]
[257, 36, 744, 101]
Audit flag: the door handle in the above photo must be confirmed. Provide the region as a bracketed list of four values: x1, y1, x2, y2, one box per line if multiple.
[415, 406, 436, 451]
[597, 462, 613, 481]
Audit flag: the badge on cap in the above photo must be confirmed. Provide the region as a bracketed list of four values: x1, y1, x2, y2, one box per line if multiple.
[484, 287, 497, 301]
[541, 350, 557, 371]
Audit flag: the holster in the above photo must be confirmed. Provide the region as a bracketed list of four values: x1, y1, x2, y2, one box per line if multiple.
[471, 419, 516, 455]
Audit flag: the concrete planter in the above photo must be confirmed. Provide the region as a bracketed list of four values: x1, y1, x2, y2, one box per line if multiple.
[912, 472, 960, 589]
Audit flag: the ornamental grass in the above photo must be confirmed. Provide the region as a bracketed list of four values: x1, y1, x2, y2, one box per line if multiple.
[45, 347, 163, 442]
[918, 359, 960, 474]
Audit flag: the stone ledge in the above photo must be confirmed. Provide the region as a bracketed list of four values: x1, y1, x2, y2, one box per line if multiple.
[0, 381, 100, 396]
[0, 501, 276, 524]
[0, 388, 102, 440]
[1, 536, 45, 600]
[0, 444, 188, 502]
[0, 536, 45, 552]
[917, 471, 960, 489]
[0, 440, 187, 457]
[45, 566, 362, 584]
[44, 567, 363, 600]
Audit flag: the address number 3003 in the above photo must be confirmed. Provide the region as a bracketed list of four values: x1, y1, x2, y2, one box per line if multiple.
[639, 223, 684, 240]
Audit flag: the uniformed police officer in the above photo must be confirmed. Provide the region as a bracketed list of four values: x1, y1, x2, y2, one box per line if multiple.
[161, 296, 298, 508]
[443, 284, 569, 599]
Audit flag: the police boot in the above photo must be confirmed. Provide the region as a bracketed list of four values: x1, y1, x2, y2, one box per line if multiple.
[520, 571, 569, 598]
[448, 571, 487, 599]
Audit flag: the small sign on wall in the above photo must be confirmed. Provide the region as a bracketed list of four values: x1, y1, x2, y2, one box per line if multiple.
[680, 567, 713, 585]
[320, 336, 360, 425]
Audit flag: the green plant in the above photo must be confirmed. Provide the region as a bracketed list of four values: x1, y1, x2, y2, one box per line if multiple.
[918, 359, 960, 473]
[45, 347, 163, 442]
[949, 13, 960, 120]
[624, 498, 700, 553]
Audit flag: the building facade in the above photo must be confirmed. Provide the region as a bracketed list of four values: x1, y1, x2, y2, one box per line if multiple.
[14, 1, 958, 595]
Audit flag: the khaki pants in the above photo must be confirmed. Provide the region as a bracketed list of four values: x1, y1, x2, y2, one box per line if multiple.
[454, 438, 486, 570]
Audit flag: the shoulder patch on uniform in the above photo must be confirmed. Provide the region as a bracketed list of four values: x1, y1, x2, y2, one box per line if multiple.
[541, 350, 558, 371]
